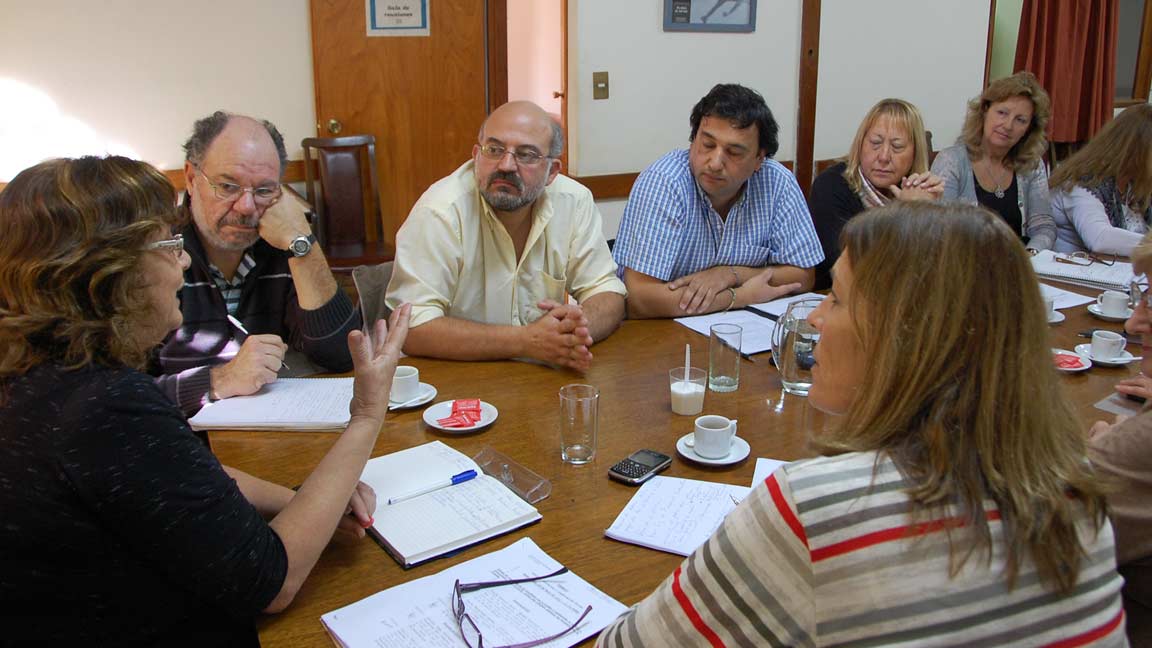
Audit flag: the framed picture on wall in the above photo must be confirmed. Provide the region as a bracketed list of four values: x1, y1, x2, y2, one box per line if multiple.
[663, 0, 757, 33]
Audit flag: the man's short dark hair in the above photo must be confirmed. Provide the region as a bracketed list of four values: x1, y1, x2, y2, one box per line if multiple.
[182, 111, 289, 176]
[689, 84, 779, 158]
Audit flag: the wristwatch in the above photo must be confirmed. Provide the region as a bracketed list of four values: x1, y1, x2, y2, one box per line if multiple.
[289, 233, 316, 258]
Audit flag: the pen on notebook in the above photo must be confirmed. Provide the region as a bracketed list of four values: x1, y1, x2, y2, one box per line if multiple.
[387, 470, 478, 505]
[226, 314, 290, 370]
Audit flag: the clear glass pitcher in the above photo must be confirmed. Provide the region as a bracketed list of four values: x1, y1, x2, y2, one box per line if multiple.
[770, 298, 822, 396]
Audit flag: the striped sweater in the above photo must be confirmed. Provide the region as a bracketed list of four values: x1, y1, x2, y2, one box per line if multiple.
[597, 451, 1127, 647]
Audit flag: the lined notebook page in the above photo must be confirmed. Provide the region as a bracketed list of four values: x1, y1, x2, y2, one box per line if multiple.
[605, 476, 750, 556]
[187, 378, 353, 430]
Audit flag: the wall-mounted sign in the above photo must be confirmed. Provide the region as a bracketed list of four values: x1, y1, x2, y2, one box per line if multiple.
[367, 0, 430, 37]
[664, 0, 757, 33]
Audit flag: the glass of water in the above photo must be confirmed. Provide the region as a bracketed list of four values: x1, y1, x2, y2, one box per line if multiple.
[559, 384, 598, 464]
[708, 323, 743, 392]
[771, 299, 822, 396]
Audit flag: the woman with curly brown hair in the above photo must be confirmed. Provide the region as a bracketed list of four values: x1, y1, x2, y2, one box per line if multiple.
[932, 71, 1056, 253]
[0, 156, 410, 646]
[1050, 103, 1152, 257]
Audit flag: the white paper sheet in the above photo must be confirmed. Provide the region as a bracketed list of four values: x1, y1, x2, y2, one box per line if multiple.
[747, 292, 826, 318]
[187, 378, 353, 430]
[751, 457, 787, 487]
[321, 537, 627, 648]
[673, 310, 776, 355]
[1094, 392, 1145, 417]
[1039, 283, 1096, 310]
[604, 476, 750, 556]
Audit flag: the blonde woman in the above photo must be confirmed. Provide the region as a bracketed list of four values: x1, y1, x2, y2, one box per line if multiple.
[1089, 229, 1152, 645]
[808, 98, 942, 289]
[1050, 104, 1152, 256]
[932, 71, 1055, 252]
[598, 203, 1124, 647]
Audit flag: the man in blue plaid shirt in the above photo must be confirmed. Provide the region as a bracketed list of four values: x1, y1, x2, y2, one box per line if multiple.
[612, 84, 823, 318]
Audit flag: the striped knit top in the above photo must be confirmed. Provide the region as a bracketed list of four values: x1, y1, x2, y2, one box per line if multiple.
[597, 451, 1128, 647]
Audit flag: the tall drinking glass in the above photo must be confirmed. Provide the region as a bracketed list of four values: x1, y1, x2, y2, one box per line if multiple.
[708, 323, 743, 392]
[771, 298, 821, 396]
[559, 384, 598, 464]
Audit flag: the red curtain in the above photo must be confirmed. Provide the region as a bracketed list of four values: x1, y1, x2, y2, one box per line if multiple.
[1014, 0, 1119, 143]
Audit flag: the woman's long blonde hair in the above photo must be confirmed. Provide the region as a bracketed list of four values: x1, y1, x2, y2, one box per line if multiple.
[1050, 103, 1152, 213]
[820, 202, 1105, 594]
[843, 98, 931, 194]
[960, 71, 1051, 171]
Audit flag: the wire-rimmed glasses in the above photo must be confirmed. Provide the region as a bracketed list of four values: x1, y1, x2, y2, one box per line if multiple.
[477, 144, 552, 167]
[452, 567, 593, 648]
[1054, 251, 1116, 267]
[1131, 273, 1150, 310]
[144, 234, 184, 258]
[195, 167, 282, 205]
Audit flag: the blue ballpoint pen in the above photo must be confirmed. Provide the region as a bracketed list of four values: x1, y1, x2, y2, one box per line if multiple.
[387, 470, 478, 505]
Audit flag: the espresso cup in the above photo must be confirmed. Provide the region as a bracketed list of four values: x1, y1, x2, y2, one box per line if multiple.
[390, 366, 421, 402]
[1091, 330, 1126, 360]
[1097, 290, 1129, 317]
[694, 415, 738, 459]
[1043, 296, 1056, 319]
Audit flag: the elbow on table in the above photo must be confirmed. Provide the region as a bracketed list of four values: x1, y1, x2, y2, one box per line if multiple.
[263, 579, 302, 614]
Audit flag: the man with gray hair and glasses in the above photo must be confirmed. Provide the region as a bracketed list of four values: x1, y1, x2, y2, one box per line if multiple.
[153, 111, 360, 414]
[385, 101, 625, 371]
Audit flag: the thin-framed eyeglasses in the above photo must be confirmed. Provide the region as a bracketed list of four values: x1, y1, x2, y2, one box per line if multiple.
[144, 234, 184, 257]
[452, 567, 593, 648]
[1130, 274, 1150, 310]
[477, 144, 552, 167]
[195, 166, 282, 205]
[1054, 251, 1116, 267]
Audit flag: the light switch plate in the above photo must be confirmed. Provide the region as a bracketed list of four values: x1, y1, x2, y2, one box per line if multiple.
[593, 71, 609, 100]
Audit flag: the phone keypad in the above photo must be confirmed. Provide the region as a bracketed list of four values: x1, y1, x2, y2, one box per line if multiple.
[611, 459, 651, 479]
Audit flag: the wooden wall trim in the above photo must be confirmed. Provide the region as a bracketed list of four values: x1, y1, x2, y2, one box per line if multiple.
[163, 159, 312, 192]
[984, 0, 997, 86]
[796, 0, 821, 197]
[573, 159, 795, 201]
[486, 0, 509, 113]
[1134, 0, 1152, 103]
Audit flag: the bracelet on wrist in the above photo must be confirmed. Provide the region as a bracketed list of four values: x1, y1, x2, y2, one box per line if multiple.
[724, 287, 737, 312]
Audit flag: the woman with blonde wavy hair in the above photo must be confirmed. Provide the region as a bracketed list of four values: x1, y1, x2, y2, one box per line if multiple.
[598, 202, 1125, 647]
[1050, 103, 1152, 256]
[0, 156, 410, 645]
[809, 97, 943, 289]
[932, 71, 1056, 252]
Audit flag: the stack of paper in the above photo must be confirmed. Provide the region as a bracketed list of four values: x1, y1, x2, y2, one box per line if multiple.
[322, 537, 627, 648]
[605, 476, 750, 556]
[188, 377, 354, 430]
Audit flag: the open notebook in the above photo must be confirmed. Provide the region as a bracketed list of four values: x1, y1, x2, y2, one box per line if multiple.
[362, 441, 542, 568]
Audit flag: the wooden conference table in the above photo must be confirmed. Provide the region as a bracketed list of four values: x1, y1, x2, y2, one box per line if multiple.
[209, 291, 1137, 647]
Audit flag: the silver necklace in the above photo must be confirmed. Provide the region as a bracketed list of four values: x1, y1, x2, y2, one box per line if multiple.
[984, 159, 1009, 199]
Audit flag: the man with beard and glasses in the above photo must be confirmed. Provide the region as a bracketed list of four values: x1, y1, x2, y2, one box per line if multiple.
[384, 101, 625, 371]
[613, 84, 823, 318]
[153, 111, 360, 414]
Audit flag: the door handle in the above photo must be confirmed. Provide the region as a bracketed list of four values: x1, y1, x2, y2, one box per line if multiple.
[327, 119, 343, 135]
[552, 91, 565, 99]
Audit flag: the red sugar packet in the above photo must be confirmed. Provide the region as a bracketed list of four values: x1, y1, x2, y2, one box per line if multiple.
[1053, 353, 1084, 369]
[437, 400, 484, 428]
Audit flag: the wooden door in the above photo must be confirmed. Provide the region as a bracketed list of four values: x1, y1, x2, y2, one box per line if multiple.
[310, 0, 491, 247]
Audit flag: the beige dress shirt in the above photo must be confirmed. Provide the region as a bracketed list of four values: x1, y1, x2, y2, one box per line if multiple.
[385, 161, 626, 328]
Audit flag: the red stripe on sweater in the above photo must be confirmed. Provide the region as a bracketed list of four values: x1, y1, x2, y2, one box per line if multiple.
[1041, 609, 1124, 648]
[811, 510, 1002, 562]
[671, 566, 727, 648]
[767, 473, 808, 548]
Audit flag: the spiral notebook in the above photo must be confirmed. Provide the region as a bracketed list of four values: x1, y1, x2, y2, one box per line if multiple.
[1031, 250, 1133, 292]
[187, 377, 353, 431]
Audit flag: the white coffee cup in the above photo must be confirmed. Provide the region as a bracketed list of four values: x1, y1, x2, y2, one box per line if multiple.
[693, 415, 738, 459]
[390, 366, 420, 402]
[1097, 290, 1129, 317]
[1091, 330, 1126, 360]
[1043, 296, 1056, 319]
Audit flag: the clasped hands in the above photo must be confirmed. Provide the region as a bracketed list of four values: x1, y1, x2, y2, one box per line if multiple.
[667, 266, 802, 315]
[889, 171, 945, 201]
[524, 299, 594, 372]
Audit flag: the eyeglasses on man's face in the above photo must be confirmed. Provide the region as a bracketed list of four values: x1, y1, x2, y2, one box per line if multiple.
[452, 567, 593, 648]
[195, 167, 282, 205]
[477, 144, 552, 167]
[144, 234, 184, 258]
[1130, 274, 1151, 310]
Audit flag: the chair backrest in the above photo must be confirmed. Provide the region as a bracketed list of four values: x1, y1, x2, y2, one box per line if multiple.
[352, 261, 394, 328]
[301, 135, 383, 249]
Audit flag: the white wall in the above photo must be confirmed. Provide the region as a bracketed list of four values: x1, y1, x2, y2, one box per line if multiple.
[507, 0, 563, 116]
[813, 0, 989, 160]
[568, 0, 803, 176]
[0, 0, 315, 181]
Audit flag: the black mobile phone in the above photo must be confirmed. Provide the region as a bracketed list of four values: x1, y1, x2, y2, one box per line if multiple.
[608, 449, 672, 485]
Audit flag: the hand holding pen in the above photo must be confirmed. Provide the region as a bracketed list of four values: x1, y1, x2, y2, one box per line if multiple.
[208, 317, 290, 400]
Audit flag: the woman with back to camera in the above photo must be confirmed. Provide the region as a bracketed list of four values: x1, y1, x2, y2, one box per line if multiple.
[0, 155, 411, 646]
[597, 202, 1126, 646]
[932, 71, 1056, 253]
[1049, 104, 1152, 257]
[1088, 228, 1152, 645]
[808, 97, 943, 289]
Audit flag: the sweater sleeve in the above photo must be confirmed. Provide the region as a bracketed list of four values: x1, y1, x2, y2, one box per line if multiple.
[1088, 411, 1152, 565]
[153, 365, 212, 416]
[930, 146, 969, 203]
[1062, 186, 1145, 256]
[807, 164, 865, 290]
[596, 471, 815, 647]
[1022, 163, 1056, 251]
[64, 371, 288, 616]
[285, 286, 360, 373]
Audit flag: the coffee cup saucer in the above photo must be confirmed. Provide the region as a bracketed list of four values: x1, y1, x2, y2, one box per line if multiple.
[389, 382, 437, 410]
[1047, 310, 1065, 324]
[1088, 304, 1132, 322]
[676, 433, 750, 466]
[1073, 343, 1135, 368]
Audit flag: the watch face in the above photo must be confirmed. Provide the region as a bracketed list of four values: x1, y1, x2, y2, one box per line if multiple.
[291, 236, 311, 256]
